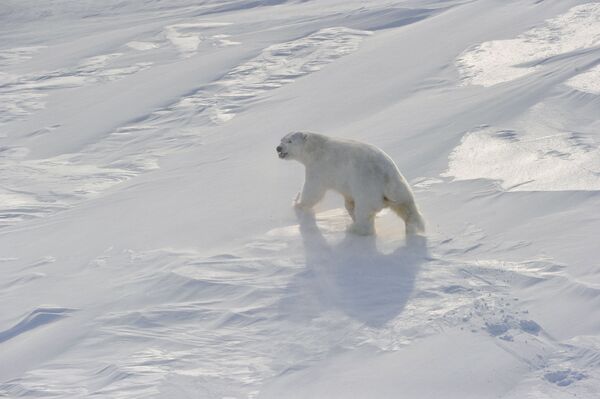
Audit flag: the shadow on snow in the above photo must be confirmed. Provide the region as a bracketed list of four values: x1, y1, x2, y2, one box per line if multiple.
[280, 210, 428, 328]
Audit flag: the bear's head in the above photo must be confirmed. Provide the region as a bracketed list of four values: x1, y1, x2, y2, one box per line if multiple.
[276, 131, 307, 161]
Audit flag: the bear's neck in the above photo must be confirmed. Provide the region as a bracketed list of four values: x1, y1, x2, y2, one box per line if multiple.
[297, 135, 327, 165]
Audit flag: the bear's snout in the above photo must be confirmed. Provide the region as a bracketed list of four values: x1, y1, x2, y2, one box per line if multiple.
[276, 145, 288, 159]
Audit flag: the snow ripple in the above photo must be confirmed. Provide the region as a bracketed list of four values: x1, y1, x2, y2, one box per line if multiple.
[80, 27, 371, 169]
[0, 27, 370, 228]
[0, 53, 152, 126]
[2, 210, 594, 397]
[0, 156, 138, 228]
[0, 46, 45, 67]
[176, 27, 371, 123]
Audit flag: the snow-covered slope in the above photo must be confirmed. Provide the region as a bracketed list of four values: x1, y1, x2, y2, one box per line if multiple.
[1, 0, 599, 397]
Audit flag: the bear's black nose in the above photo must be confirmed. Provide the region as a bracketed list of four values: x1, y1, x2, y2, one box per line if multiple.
[276, 146, 282, 152]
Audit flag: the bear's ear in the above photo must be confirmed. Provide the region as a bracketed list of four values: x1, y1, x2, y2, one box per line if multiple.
[293, 132, 307, 142]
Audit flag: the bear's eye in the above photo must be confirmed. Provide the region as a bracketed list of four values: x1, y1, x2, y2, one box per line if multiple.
[287, 140, 292, 144]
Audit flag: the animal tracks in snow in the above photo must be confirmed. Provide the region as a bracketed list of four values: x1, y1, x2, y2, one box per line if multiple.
[2, 209, 592, 397]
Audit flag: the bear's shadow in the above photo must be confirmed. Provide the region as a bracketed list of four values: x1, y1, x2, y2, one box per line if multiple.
[282, 210, 427, 328]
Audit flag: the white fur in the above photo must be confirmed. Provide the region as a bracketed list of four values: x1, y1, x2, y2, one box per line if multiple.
[277, 132, 425, 235]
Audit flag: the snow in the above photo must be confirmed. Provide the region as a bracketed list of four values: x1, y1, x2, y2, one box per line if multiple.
[567, 64, 600, 94]
[1, 0, 600, 398]
[444, 103, 600, 191]
[456, 2, 600, 87]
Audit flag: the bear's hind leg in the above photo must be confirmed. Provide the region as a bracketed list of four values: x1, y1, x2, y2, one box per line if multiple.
[390, 201, 425, 235]
[344, 196, 355, 221]
[347, 204, 376, 235]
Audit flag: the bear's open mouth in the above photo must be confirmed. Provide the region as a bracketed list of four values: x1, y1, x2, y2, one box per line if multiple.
[278, 151, 288, 159]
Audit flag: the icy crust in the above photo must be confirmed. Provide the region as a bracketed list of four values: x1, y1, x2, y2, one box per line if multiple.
[456, 3, 600, 87]
[567, 64, 600, 95]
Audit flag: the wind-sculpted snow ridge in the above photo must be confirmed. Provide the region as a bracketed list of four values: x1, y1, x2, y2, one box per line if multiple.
[1, 0, 298, 25]
[2, 210, 596, 397]
[0, 155, 137, 227]
[176, 27, 372, 123]
[456, 3, 600, 87]
[0, 307, 75, 344]
[164, 21, 236, 58]
[446, 3, 600, 192]
[0, 52, 152, 125]
[0, 46, 46, 67]
[443, 101, 600, 191]
[0, 27, 370, 228]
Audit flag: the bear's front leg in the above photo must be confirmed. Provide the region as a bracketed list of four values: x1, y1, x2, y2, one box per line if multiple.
[294, 173, 325, 210]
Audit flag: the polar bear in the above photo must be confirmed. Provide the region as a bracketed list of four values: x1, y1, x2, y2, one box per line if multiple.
[277, 131, 425, 236]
